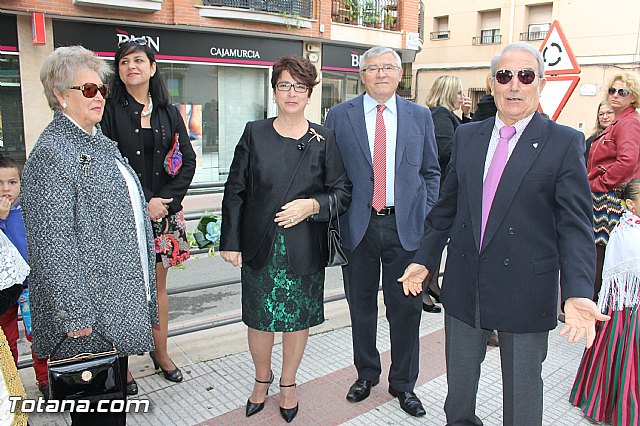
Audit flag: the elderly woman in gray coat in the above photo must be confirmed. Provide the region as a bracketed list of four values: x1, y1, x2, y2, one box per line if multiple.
[20, 46, 158, 426]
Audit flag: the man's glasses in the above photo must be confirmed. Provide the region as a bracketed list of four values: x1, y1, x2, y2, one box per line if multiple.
[118, 37, 148, 48]
[494, 69, 537, 85]
[608, 87, 630, 97]
[362, 64, 400, 75]
[69, 83, 108, 98]
[276, 82, 309, 93]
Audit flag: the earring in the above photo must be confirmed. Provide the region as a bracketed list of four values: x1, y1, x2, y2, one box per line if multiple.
[62, 102, 67, 109]
[307, 101, 311, 105]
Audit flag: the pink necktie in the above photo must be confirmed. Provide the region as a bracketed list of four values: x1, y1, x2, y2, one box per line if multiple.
[372, 105, 386, 212]
[480, 125, 516, 246]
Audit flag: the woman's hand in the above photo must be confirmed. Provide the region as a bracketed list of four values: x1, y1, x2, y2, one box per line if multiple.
[67, 327, 92, 339]
[148, 197, 173, 222]
[461, 95, 472, 118]
[275, 198, 318, 228]
[220, 251, 243, 267]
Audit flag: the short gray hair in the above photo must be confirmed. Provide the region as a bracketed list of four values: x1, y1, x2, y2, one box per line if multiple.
[359, 46, 402, 71]
[40, 46, 111, 110]
[490, 42, 545, 77]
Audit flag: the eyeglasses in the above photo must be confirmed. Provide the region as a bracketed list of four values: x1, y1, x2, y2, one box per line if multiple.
[68, 83, 108, 98]
[276, 82, 309, 93]
[608, 87, 630, 97]
[118, 37, 148, 48]
[362, 65, 400, 75]
[494, 69, 537, 85]
[598, 111, 614, 117]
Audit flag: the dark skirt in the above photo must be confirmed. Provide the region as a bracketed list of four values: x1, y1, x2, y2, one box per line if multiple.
[241, 227, 324, 332]
[592, 191, 623, 245]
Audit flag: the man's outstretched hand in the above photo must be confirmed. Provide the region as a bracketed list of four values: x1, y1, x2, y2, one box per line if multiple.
[398, 263, 429, 296]
[560, 297, 610, 348]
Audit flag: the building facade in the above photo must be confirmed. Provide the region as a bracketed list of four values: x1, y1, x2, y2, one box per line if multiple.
[415, 0, 640, 134]
[1, 0, 420, 181]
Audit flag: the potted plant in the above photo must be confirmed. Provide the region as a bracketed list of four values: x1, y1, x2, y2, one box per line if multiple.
[384, 14, 397, 31]
[343, 0, 361, 25]
[362, 1, 380, 27]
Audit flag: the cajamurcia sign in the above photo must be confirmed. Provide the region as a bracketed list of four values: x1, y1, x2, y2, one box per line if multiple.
[209, 47, 261, 59]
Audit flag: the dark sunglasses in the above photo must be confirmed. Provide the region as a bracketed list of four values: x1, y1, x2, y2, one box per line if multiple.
[608, 87, 630, 97]
[494, 69, 537, 85]
[69, 83, 108, 98]
[118, 37, 148, 48]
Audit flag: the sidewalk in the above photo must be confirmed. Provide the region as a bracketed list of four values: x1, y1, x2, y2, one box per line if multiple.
[21, 297, 596, 425]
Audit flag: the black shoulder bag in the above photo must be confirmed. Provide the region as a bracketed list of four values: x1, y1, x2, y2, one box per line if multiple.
[327, 193, 348, 267]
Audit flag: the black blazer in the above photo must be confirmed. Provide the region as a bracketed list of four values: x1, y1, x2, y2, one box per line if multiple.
[101, 92, 196, 214]
[415, 113, 595, 333]
[430, 106, 462, 174]
[220, 119, 352, 275]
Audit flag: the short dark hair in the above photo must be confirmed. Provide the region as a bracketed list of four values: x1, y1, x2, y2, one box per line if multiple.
[271, 56, 319, 96]
[110, 42, 170, 107]
[0, 154, 21, 175]
[615, 178, 640, 203]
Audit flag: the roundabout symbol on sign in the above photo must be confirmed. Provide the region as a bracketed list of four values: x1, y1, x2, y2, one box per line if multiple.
[543, 43, 562, 67]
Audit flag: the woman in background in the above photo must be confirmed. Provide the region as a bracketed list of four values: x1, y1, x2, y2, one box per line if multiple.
[587, 71, 640, 302]
[421, 75, 470, 313]
[220, 56, 351, 423]
[101, 38, 196, 392]
[584, 101, 614, 165]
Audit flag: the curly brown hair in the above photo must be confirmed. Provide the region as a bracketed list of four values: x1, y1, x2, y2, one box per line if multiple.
[271, 56, 319, 95]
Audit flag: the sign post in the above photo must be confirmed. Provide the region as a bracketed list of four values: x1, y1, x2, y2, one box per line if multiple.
[538, 21, 581, 120]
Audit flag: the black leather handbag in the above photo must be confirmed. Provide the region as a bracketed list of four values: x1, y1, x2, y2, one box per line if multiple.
[327, 193, 348, 267]
[47, 332, 123, 402]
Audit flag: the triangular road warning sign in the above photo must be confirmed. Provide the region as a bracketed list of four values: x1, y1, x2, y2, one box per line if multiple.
[538, 75, 580, 121]
[539, 21, 580, 75]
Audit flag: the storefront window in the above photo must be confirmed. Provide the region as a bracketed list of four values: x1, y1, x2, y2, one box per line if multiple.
[321, 71, 363, 123]
[0, 54, 25, 164]
[157, 62, 269, 183]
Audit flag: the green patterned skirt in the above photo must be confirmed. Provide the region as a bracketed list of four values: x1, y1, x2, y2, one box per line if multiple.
[241, 227, 325, 332]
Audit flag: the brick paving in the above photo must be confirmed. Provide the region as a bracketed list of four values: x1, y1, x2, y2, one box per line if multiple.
[22, 301, 597, 425]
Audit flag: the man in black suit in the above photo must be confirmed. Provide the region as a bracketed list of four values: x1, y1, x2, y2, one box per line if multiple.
[399, 42, 610, 425]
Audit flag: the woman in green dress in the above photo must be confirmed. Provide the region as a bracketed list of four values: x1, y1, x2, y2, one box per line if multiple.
[220, 55, 351, 423]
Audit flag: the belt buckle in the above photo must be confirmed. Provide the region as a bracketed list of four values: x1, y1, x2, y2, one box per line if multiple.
[375, 209, 385, 216]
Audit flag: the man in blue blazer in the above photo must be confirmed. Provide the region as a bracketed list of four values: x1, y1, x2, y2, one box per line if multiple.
[399, 42, 610, 425]
[325, 46, 440, 417]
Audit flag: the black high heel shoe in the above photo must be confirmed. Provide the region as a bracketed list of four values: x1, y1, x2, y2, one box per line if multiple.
[149, 351, 183, 383]
[422, 302, 442, 313]
[246, 370, 274, 417]
[427, 287, 441, 303]
[279, 382, 299, 423]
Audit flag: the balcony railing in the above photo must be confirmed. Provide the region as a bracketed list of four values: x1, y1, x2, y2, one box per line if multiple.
[472, 34, 501, 45]
[519, 30, 548, 41]
[331, 0, 399, 31]
[430, 30, 450, 40]
[203, 0, 313, 18]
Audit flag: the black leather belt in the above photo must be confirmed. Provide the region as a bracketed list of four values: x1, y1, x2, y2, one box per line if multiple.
[372, 206, 395, 216]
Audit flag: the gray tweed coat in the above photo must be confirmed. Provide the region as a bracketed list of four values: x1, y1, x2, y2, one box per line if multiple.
[21, 110, 159, 359]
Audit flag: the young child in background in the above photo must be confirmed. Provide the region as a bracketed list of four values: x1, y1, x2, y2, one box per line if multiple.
[0, 154, 49, 398]
[570, 178, 640, 425]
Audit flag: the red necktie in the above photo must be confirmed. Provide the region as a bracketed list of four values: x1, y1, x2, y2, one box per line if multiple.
[480, 125, 516, 246]
[372, 104, 387, 212]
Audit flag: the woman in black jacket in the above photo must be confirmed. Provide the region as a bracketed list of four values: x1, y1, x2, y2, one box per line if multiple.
[220, 56, 351, 422]
[421, 75, 470, 313]
[101, 39, 196, 393]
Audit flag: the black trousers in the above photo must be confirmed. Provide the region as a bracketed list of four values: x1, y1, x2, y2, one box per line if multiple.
[70, 356, 128, 426]
[342, 212, 423, 391]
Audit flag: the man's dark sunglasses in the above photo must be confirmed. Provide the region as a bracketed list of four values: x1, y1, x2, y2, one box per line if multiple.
[608, 87, 630, 97]
[69, 83, 109, 98]
[118, 37, 148, 48]
[494, 69, 537, 85]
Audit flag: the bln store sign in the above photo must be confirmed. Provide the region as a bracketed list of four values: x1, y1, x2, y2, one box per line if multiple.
[52, 20, 302, 65]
